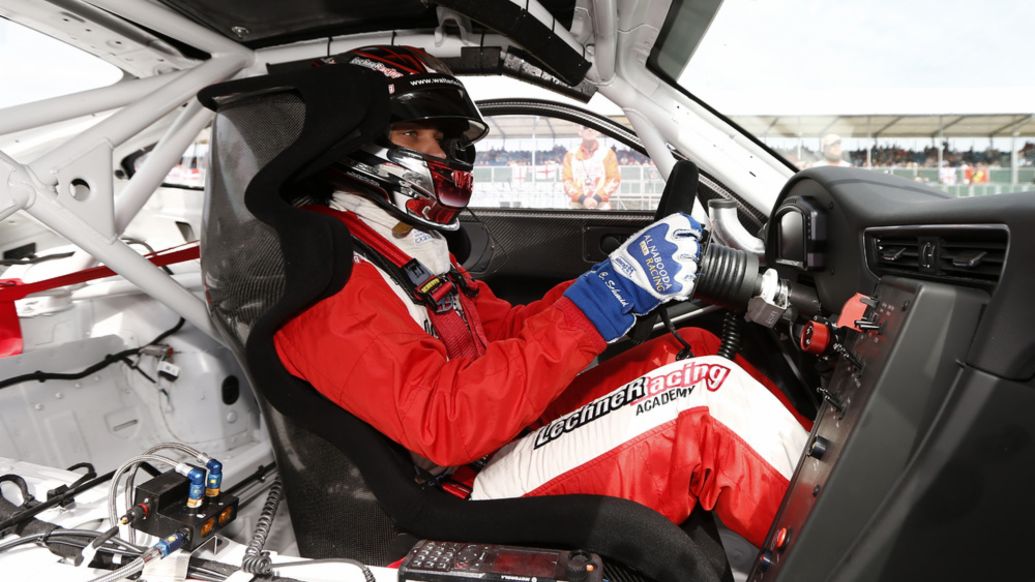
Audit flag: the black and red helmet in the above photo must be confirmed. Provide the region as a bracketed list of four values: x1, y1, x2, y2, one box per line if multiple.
[327, 45, 488, 231]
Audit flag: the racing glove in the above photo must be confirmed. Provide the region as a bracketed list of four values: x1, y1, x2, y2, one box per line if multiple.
[564, 212, 703, 342]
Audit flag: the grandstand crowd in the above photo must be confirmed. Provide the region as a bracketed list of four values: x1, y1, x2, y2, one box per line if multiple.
[781, 142, 1035, 178]
[475, 146, 653, 167]
[472, 141, 1035, 190]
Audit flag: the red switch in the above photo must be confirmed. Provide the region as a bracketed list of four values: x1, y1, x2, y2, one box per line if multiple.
[835, 293, 873, 331]
[799, 320, 832, 354]
[774, 527, 791, 551]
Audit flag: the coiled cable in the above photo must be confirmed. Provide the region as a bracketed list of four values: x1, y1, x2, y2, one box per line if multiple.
[241, 479, 284, 576]
[717, 311, 742, 360]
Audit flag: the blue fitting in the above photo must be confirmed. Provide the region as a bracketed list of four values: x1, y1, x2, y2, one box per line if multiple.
[155, 529, 190, 558]
[205, 458, 223, 498]
[185, 466, 205, 509]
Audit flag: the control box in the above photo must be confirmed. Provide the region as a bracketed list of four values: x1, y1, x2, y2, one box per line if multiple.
[132, 470, 239, 551]
[398, 540, 603, 582]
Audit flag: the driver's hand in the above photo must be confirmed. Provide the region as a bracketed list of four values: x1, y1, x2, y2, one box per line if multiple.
[564, 213, 703, 342]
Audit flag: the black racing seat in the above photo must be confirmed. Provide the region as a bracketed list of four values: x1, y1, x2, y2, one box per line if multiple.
[197, 63, 729, 582]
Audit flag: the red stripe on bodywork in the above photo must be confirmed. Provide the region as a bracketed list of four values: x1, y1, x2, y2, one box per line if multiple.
[0, 243, 200, 357]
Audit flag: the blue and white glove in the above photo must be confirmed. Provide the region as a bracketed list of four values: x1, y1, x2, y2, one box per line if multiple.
[564, 213, 704, 342]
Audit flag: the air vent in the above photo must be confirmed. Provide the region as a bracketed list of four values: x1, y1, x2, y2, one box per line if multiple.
[868, 226, 1008, 288]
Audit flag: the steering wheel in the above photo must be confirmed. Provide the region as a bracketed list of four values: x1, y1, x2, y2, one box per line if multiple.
[627, 159, 701, 345]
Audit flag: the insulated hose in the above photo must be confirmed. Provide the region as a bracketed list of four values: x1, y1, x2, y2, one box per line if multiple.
[694, 242, 761, 308]
[241, 479, 285, 576]
[717, 311, 742, 360]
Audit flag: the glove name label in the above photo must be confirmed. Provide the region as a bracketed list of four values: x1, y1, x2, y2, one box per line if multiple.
[638, 234, 674, 293]
[533, 361, 730, 449]
[598, 270, 630, 307]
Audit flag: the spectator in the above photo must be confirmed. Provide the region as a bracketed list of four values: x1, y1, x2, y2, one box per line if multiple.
[938, 161, 958, 185]
[562, 126, 621, 209]
[809, 134, 852, 168]
[972, 163, 990, 184]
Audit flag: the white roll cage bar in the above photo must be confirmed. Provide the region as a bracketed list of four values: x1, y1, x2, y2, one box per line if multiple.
[0, 0, 789, 345]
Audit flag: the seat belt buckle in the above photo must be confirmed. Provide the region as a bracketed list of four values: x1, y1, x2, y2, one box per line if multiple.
[404, 260, 456, 314]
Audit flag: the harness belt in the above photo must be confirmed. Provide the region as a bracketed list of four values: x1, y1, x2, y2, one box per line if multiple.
[306, 206, 488, 360]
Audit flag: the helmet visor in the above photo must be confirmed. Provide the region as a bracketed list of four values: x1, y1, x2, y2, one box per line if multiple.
[390, 150, 473, 228]
[425, 157, 474, 208]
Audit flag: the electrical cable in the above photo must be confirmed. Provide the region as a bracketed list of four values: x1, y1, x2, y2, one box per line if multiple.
[122, 355, 157, 383]
[76, 524, 121, 566]
[0, 528, 144, 555]
[43, 462, 100, 506]
[241, 479, 284, 576]
[224, 462, 277, 498]
[0, 532, 46, 553]
[45, 539, 140, 560]
[659, 308, 693, 360]
[0, 250, 75, 266]
[272, 558, 377, 582]
[48, 529, 145, 554]
[0, 471, 115, 535]
[85, 554, 148, 582]
[0, 318, 185, 391]
[122, 238, 174, 275]
[66, 462, 97, 478]
[0, 474, 36, 507]
[716, 310, 742, 360]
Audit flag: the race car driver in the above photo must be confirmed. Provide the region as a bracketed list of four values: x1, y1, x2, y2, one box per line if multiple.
[274, 46, 810, 548]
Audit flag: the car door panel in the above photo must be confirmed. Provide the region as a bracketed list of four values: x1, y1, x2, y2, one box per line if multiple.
[459, 210, 652, 287]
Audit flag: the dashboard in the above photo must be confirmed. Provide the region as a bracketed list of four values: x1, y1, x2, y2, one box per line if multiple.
[749, 168, 1035, 581]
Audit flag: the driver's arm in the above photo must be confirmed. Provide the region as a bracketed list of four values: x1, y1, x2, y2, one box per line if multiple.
[275, 261, 605, 466]
[468, 275, 576, 341]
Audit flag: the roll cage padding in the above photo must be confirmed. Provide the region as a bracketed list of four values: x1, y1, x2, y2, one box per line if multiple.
[198, 63, 720, 582]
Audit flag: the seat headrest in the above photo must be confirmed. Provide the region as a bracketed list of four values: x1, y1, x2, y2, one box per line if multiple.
[199, 64, 390, 418]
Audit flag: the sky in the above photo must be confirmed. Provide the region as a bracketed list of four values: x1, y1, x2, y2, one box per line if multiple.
[679, 0, 1035, 116]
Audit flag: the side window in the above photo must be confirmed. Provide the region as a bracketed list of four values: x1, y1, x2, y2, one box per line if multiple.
[470, 115, 665, 211]
[164, 134, 210, 189]
[125, 128, 210, 190]
[0, 20, 122, 108]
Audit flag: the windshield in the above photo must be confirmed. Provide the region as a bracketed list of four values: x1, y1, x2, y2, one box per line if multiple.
[653, 0, 1035, 197]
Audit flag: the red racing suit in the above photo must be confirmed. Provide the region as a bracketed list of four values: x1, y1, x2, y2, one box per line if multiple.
[274, 193, 810, 547]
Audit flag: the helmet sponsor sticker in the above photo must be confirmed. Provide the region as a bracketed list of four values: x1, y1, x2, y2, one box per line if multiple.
[349, 56, 405, 78]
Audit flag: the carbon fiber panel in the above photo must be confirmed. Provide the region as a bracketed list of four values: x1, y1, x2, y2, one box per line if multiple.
[202, 94, 302, 351]
[462, 210, 653, 280]
[202, 93, 402, 563]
